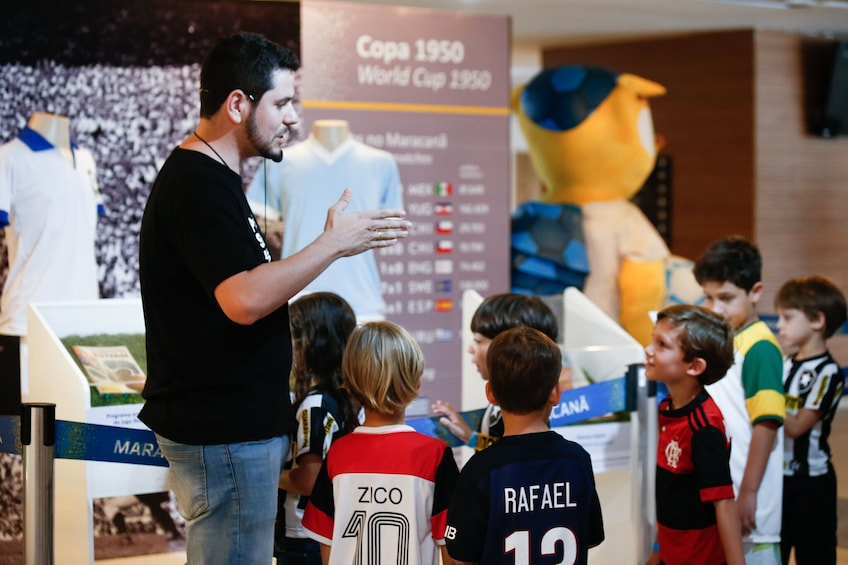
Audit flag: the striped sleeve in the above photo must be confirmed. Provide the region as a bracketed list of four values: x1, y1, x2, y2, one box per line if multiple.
[431, 445, 459, 543]
[301, 460, 335, 545]
[741, 338, 785, 425]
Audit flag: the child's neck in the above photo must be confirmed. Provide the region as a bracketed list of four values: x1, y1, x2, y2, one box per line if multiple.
[361, 408, 406, 427]
[665, 381, 703, 410]
[737, 312, 760, 333]
[502, 410, 551, 437]
[795, 335, 828, 360]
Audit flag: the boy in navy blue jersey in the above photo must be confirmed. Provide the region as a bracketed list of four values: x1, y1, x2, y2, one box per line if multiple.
[445, 326, 604, 565]
[432, 293, 560, 451]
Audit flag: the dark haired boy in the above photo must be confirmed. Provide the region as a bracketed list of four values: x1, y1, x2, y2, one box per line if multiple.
[646, 305, 744, 565]
[693, 236, 785, 564]
[432, 293, 560, 450]
[775, 275, 847, 565]
[445, 326, 604, 565]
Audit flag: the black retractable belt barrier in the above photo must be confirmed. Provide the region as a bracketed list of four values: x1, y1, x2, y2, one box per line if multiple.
[21, 403, 55, 565]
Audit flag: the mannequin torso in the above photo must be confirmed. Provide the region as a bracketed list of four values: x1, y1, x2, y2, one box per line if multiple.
[27, 112, 73, 165]
[311, 119, 350, 152]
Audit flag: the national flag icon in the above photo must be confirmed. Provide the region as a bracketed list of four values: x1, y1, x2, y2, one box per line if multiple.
[434, 202, 453, 216]
[434, 182, 452, 196]
[434, 260, 453, 274]
[436, 240, 453, 254]
[435, 299, 453, 312]
[435, 220, 453, 234]
[434, 279, 452, 293]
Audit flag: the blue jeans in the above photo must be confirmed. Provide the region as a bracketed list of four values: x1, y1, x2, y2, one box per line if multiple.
[155, 434, 287, 565]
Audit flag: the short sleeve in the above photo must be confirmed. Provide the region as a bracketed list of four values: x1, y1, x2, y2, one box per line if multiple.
[74, 146, 104, 216]
[431, 445, 460, 543]
[445, 458, 487, 561]
[803, 361, 843, 412]
[294, 394, 339, 461]
[301, 460, 335, 545]
[691, 425, 735, 503]
[742, 339, 785, 425]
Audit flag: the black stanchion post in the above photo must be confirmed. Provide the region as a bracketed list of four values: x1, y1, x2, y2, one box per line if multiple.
[21, 403, 55, 565]
[629, 363, 657, 564]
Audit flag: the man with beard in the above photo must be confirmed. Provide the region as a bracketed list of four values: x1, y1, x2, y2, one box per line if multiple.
[137, 32, 410, 565]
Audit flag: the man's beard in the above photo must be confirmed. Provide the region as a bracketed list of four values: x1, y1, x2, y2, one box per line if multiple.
[247, 113, 284, 163]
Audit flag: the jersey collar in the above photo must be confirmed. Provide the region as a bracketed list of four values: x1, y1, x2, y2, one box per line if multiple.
[307, 134, 354, 165]
[18, 126, 78, 152]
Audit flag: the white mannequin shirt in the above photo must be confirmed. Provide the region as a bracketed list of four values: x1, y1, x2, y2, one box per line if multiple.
[246, 132, 402, 321]
[0, 123, 102, 335]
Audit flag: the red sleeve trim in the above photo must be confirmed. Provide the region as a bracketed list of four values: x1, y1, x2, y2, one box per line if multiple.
[301, 501, 334, 545]
[700, 484, 734, 503]
[431, 507, 448, 542]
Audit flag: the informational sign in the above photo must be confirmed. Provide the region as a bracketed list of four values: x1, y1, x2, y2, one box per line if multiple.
[300, 1, 511, 409]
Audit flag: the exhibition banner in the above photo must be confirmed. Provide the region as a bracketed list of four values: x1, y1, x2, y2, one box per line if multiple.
[0, 375, 632, 460]
[300, 0, 511, 410]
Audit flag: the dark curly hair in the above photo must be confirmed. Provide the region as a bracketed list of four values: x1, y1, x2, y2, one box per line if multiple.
[289, 292, 358, 433]
[693, 236, 761, 292]
[199, 32, 299, 118]
[471, 293, 558, 341]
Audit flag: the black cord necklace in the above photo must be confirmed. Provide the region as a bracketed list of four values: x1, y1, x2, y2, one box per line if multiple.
[193, 131, 229, 170]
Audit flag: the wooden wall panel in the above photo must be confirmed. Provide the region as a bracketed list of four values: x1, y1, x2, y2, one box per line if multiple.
[538, 30, 757, 260]
[528, 29, 848, 359]
[754, 31, 848, 325]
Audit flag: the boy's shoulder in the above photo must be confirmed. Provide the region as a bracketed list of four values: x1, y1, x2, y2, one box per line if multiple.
[464, 431, 591, 472]
[735, 319, 782, 356]
[332, 425, 450, 453]
[661, 391, 726, 428]
[297, 389, 336, 410]
[326, 426, 455, 478]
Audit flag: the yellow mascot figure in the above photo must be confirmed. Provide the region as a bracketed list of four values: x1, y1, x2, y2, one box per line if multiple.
[513, 65, 671, 346]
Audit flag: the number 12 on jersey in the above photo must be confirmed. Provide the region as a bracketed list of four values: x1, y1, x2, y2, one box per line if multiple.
[505, 527, 578, 565]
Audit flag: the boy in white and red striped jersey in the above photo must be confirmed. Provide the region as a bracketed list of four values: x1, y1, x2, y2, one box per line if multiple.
[302, 321, 459, 565]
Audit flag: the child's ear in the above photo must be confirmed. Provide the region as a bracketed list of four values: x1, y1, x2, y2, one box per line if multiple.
[686, 357, 707, 379]
[811, 311, 826, 333]
[549, 381, 564, 407]
[485, 381, 499, 406]
[748, 281, 764, 305]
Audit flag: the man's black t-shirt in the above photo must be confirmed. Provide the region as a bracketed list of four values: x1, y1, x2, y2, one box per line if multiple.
[138, 148, 292, 444]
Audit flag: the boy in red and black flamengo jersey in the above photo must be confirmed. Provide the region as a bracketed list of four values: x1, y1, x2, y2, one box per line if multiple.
[646, 305, 744, 565]
[445, 326, 604, 565]
[694, 236, 785, 564]
[302, 321, 459, 565]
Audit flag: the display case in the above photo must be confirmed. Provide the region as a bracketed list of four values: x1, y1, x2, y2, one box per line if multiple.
[25, 299, 172, 564]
